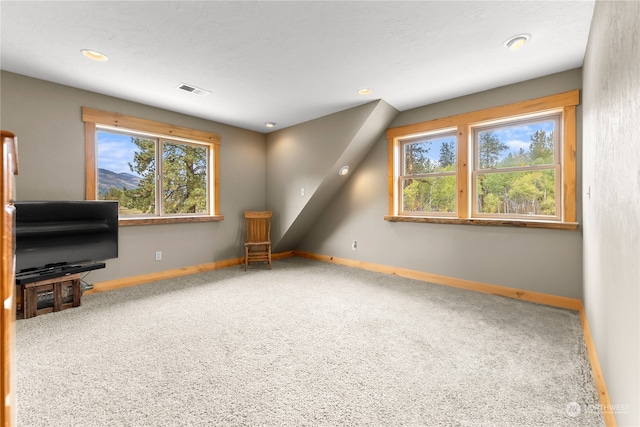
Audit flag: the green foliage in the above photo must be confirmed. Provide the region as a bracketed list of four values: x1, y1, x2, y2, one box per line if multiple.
[404, 141, 431, 174]
[482, 193, 500, 213]
[477, 169, 555, 216]
[529, 130, 554, 164]
[502, 148, 529, 167]
[403, 174, 456, 213]
[103, 186, 123, 201]
[402, 137, 457, 213]
[125, 138, 156, 214]
[438, 141, 455, 168]
[162, 142, 207, 214]
[478, 131, 508, 169]
[99, 137, 208, 215]
[402, 128, 558, 217]
[476, 130, 556, 216]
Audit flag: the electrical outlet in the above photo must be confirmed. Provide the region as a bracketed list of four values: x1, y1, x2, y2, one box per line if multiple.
[352, 240, 357, 251]
[301, 187, 305, 197]
[155, 251, 162, 261]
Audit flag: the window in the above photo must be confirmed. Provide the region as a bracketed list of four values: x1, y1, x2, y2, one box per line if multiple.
[83, 107, 222, 225]
[473, 114, 561, 220]
[401, 129, 457, 215]
[386, 90, 579, 229]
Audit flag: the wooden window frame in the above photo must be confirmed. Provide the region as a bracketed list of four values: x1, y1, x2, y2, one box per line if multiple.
[385, 90, 579, 230]
[83, 107, 223, 226]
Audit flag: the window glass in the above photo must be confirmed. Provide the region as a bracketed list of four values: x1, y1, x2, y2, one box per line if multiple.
[386, 90, 579, 227]
[476, 118, 557, 170]
[403, 133, 457, 174]
[97, 129, 211, 217]
[402, 176, 457, 213]
[97, 130, 157, 216]
[84, 107, 221, 224]
[473, 115, 560, 219]
[401, 131, 457, 215]
[475, 169, 557, 216]
[162, 140, 208, 214]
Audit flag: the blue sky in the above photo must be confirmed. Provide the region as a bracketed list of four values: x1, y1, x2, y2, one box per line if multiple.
[101, 120, 554, 175]
[486, 119, 555, 160]
[420, 134, 456, 164]
[97, 131, 146, 177]
[420, 119, 555, 164]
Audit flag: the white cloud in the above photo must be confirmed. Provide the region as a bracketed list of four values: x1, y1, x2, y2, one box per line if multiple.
[505, 139, 530, 152]
[97, 134, 140, 175]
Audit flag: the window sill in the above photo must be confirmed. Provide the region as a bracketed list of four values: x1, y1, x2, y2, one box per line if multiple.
[384, 215, 579, 230]
[119, 215, 224, 227]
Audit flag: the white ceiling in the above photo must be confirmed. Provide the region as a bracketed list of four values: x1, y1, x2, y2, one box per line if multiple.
[0, 1, 595, 133]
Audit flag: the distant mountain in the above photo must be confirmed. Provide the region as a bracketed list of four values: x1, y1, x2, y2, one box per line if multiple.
[98, 168, 141, 196]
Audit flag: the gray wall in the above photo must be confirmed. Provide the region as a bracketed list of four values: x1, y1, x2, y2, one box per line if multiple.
[4, 28, 636, 422]
[266, 100, 398, 251]
[265, 101, 394, 247]
[582, 1, 640, 425]
[298, 69, 584, 299]
[0, 69, 585, 299]
[0, 71, 266, 283]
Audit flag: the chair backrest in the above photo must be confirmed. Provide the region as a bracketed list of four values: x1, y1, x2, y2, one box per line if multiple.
[244, 211, 272, 244]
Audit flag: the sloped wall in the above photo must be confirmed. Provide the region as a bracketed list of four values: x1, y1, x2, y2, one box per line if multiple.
[265, 100, 398, 251]
[298, 69, 585, 299]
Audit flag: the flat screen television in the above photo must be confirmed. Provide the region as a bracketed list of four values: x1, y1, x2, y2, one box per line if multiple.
[14, 201, 119, 280]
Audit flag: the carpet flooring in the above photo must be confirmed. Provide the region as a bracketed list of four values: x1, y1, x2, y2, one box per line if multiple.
[15, 257, 604, 426]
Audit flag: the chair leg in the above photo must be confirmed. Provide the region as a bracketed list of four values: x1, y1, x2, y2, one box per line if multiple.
[245, 246, 248, 271]
[268, 247, 272, 269]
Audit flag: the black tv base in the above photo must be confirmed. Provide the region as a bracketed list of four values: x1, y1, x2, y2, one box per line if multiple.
[15, 262, 106, 286]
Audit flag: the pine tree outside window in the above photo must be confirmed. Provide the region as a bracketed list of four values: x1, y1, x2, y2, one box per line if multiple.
[472, 114, 561, 220]
[96, 129, 210, 217]
[83, 107, 222, 226]
[385, 91, 579, 229]
[400, 130, 457, 215]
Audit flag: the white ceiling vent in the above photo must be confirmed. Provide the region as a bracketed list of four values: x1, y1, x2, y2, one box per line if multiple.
[176, 83, 211, 96]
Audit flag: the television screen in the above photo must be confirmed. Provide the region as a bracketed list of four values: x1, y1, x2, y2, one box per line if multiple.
[14, 201, 119, 274]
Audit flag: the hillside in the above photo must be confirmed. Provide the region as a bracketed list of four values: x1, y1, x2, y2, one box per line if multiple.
[98, 168, 140, 196]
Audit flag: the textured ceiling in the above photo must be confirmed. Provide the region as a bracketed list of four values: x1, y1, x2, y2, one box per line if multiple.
[0, 1, 595, 133]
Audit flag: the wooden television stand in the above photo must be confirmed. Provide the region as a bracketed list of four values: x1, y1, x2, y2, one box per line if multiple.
[20, 274, 82, 319]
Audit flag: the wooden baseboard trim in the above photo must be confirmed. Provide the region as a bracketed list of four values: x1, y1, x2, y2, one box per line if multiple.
[579, 306, 617, 426]
[92, 250, 579, 308]
[84, 251, 295, 294]
[294, 251, 582, 311]
[295, 250, 615, 427]
[84, 250, 615, 426]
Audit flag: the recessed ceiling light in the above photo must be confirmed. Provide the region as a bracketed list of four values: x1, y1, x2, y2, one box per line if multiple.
[81, 49, 108, 62]
[503, 34, 531, 50]
[265, 122, 276, 128]
[339, 165, 349, 176]
[358, 88, 372, 95]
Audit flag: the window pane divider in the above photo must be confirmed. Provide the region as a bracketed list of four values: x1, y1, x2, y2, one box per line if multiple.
[401, 171, 456, 179]
[386, 90, 579, 228]
[476, 164, 558, 174]
[456, 125, 469, 218]
[84, 107, 221, 222]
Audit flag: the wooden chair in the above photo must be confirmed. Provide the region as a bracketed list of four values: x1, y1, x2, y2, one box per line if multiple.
[244, 211, 272, 270]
